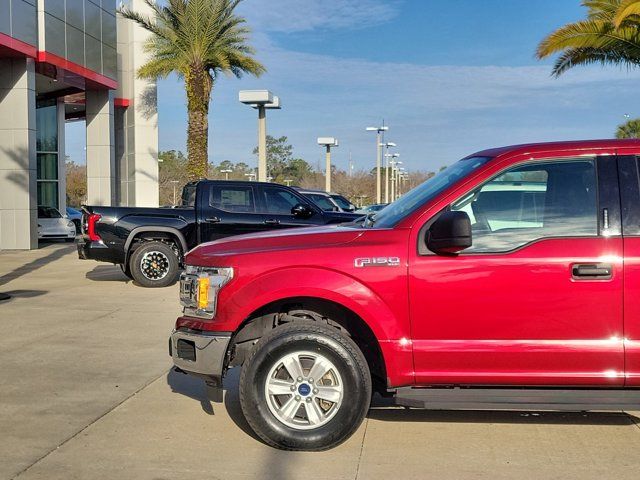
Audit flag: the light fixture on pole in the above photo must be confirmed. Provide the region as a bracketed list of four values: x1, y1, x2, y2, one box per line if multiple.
[239, 90, 281, 182]
[244, 171, 256, 181]
[318, 137, 339, 192]
[380, 143, 397, 203]
[220, 168, 233, 180]
[366, 126, 388, 203]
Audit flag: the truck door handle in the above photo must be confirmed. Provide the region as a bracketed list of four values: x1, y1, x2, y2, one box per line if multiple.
[264, 219, 280, 225]
[572, 263, 612, 279]
[205, 217, 221, 224]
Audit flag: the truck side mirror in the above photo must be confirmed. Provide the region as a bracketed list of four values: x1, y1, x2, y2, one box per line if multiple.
[291, 203, 314, 219]
[426, 210, 472, 254]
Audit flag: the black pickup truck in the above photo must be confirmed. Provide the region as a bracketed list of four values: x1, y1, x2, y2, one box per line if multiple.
[77, 180, 362, 287]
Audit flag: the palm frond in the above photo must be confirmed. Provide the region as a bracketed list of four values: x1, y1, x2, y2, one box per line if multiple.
[614, 0, 640, 25]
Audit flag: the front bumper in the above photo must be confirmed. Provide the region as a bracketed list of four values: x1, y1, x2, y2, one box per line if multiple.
[169, 329, 231, 385]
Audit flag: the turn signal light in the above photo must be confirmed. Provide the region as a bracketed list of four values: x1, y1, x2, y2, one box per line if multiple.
[197, 276, 210, 310]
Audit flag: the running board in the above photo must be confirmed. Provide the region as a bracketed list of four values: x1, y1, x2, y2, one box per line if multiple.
[394, 388, 640, 411]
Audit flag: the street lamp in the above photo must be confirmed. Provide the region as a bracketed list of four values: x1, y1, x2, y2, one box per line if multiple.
[318, 137, 339, 192]
[239, 90, 281, 182]
[390, 161, 403, 200]
[366, 126, 388, 203]
[220, 168, 233, 180]
[384, 152, 399, 203]
[380, 143, 397, 203]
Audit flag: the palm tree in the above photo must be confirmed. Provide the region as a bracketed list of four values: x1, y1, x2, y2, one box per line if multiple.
[536, 0, 640, 76]
[119, 0, 265, 179]
[616, 117, 640, 137]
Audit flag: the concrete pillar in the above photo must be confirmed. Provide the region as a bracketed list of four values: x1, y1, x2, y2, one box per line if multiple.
[0, 57, 37, 250]
[86, 89, 116, 206]
[115, 0, 159, 207]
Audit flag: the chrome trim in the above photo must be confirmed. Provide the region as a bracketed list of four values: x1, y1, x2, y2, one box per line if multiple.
[170, 329, 231, 378]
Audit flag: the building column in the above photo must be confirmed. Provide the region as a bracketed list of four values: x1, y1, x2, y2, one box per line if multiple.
[0, 57, 37, 250]
[116, 0, 159, 207]
[86, 89, 116, 206]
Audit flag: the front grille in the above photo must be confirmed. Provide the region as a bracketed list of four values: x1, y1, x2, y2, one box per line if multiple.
[176, 339, 196, 361]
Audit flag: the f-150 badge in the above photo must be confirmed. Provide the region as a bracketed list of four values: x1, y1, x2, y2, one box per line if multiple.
[354, 257, 401, 268]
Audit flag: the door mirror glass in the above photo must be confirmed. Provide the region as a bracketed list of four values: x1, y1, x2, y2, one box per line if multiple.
[291, 203, 314, 218]
[426, 210, 472, 254]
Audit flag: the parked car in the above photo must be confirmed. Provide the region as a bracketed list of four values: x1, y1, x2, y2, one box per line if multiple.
[294, 188, 342, 212]
[170, 139, 640, 451]
[38, 206, 76, 242]
[77, 180, 362, 287]
[66, 207, 83, 233]
[355, 203, 388, 215]
[328, 193, 357, 212]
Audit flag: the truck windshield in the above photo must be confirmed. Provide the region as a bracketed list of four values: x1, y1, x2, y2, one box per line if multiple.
[371, 156, 492, 228]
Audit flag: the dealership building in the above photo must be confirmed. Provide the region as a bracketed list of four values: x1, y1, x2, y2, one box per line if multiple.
[0, 0, 159, 249]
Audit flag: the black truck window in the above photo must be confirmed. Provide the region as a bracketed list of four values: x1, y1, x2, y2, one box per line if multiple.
[210, 185, 256, 213]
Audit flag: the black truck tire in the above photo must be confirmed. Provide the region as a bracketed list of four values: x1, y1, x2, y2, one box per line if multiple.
[239, 320, 371, 451]
[129, 241, 179, 288]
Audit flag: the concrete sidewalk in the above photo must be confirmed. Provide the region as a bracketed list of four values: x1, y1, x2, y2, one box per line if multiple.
[2, 244, 640, 480]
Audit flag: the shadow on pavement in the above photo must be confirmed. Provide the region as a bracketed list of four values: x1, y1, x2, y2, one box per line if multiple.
[0, 289, 48, 303]
[85, 265, 131, 283]
[166, 366, 263, 442]
[0, 244, 72, 288]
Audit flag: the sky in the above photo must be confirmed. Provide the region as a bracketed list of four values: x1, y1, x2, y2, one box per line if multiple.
[67, 0, 640, 174]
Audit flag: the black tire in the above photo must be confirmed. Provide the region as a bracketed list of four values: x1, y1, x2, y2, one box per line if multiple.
[129, 241, 179, 288]
[65, 238, 75, 243]
[239, 320, 371, 451]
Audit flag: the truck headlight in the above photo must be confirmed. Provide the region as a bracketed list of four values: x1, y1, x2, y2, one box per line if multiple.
[180, 266, 234, 319]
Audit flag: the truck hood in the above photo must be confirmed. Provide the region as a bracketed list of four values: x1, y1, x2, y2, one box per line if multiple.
[186, 225, 364, 264]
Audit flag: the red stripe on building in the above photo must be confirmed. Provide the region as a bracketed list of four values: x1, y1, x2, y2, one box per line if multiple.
[36, 51, 118, 90]
[0, 32, 37, 58]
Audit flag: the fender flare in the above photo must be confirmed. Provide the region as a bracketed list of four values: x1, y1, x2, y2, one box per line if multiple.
[124, 226, 188, 263]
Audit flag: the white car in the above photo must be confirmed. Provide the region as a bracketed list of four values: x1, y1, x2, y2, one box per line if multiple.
[38, 206, 76, 242]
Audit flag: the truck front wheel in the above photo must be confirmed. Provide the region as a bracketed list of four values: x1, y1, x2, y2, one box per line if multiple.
[239, 321, 371, 451]
[129, 241, 179, 288]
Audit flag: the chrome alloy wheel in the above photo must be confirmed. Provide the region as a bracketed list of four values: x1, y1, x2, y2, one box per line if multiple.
[264, 350, 344, 430]
[140, 250, 170, 281]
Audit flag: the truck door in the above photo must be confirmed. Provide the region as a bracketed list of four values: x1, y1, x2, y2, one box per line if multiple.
[197, 183, 267, 242]
[409, 156, 624, 386]
[618, 154, 640, 386]
[256, 185, 323, 229]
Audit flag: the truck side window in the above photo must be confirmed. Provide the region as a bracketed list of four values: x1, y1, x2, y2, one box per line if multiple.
[210, 186, 256, 213]
[261, 187, 301, 214]
[451, 159, 598, 253]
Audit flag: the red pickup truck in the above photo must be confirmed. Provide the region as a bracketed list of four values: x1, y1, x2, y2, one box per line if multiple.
[170, 140, 640, 450]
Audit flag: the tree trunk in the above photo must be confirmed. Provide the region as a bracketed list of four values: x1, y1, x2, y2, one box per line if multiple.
[185, 66, 212, 180]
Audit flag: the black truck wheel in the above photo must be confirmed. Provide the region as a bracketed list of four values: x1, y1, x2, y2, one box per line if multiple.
[129, 241, 179, 288]
[239, 321, 371, 451]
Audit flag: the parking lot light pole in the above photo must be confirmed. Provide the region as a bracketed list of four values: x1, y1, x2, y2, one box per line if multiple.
[380, 143, 397, 203]
[239, 90, 281, 182]
[318, 137, 339, 192]
[385, 152, 399, 203]
[390, 160, 402, 201]
[366, 126, 388, 203]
